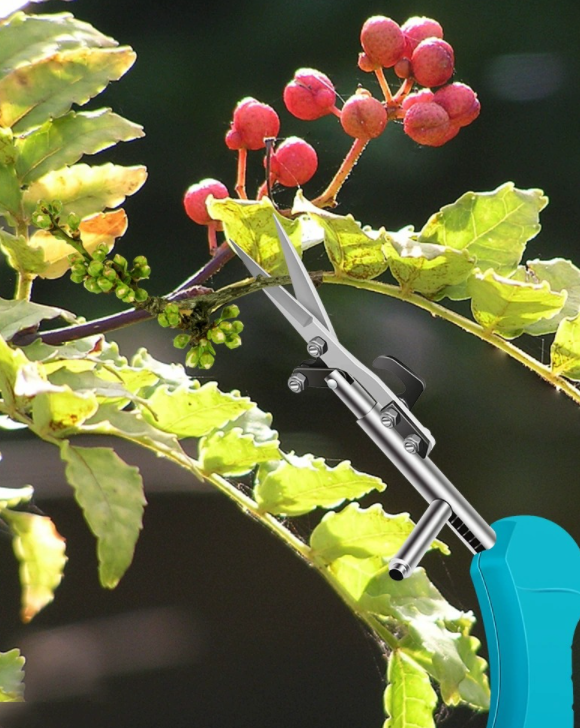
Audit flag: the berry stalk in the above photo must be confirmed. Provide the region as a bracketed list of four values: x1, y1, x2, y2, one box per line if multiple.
[235, 148, 248, 199]
[311, 137, 368, 208]
[374, 67, 394, 102]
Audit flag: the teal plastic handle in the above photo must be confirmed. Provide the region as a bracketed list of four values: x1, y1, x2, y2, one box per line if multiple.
[471, 516, 580, 728]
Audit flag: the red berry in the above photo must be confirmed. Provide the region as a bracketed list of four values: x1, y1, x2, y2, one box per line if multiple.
[183, 179, 229, 225]
[268, 137, 318, 187]
[411, 38, 454, 88]
[360, 16, 405, 68]
[283, 68, 336, 121]
[341, 91, 387, 140]
[226, 97, 280, 151]
[394, 57, 412, 79]
[401, 89, 435, 112]
[401, 16, 443, 56]
[403, 101, 451, 147]
[358, 52, 378, 73]
[433, 82, 480, 127]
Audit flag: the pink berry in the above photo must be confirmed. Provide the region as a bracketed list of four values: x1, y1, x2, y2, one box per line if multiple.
[183, 179, 229, 225]
[358, 52, 378, 73]
[360, 16, 405, 68]
[283, 68, 336, 121]
[403, 101, 451, 147]
[401, 16, 443, 56]
[401, 89, 435, 112]
[226, 97, 280, 151]
[394, 57, 412, 79]
[341, 91, 387, 141]
[433, 82, 480, 127]
[411, 38, 454, 88]
[268, 137, 318, 187]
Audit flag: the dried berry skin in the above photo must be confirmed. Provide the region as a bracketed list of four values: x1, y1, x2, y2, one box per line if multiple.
[360, 16, 405, 69]
[269, 137, 318, 187]
[433, 82, 480, 127]
[411, 38, 455, 88]
[403, 101, 451, 146]
[283, 68, 336, 120]
[341, 92, 387, 140]
[401, 89, 435, 112]
[184, 178, 229, 225]
[228, 97, 280, 150]
[401, 16, 444, 56]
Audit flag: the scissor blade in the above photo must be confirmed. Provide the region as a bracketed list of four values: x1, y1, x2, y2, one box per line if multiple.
[273, 217, 336, 336]
[229, 239, 314, 335]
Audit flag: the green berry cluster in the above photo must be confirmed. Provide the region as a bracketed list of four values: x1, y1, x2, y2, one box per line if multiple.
[69, 247, 151, 303]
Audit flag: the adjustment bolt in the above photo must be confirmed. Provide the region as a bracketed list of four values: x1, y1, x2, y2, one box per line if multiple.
[307, 337, 327, 358]
[404, 434, 422, 454]
[380, 405, 400, 428]
[288, 373, 308, 393]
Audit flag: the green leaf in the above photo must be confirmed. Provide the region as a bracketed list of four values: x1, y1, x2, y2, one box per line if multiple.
[550, 313, 580, 380]
[16, 109, 144, 185]
[131, 348, 193, 391]
[0, 297, 75, 341]
[310, 503, 449, 564]
[32, 386, 100, 436]
[23, 162, 147, 219]
[383, 228, 475, 297]
[254, 453, 386, 516]
[141, 382, 254, 439]
[0, 649, 25, 702]
[361, 567, 490, 709]
[328, 554, 384, 601]
[23, 334, 104, 363]
[384, 650, 437, 728]
[60, 441, 146, 588]
[522, 258, 580, 335]
[0, 12, 116, 75]
[0, 46, 136, 132]
[0, 334, 30, 410]
[420, 183, 548, 299]
[199, 406, 281, 476]
[294, 191, 388, 280]
[0, 128, 21, 216]
[3, 509, 67, 623]
[0, 483, 33, 510]
[208, 196, 302, 275]
[0, 228, 47, 275]
[468, 268, 566, 338]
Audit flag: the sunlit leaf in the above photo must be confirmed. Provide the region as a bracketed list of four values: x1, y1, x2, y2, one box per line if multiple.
[0, 46, 136, 132]
[60, 441, 146, 588]
[310, 503, 449, 564]
[328, 555, 384, 601]
[23, 334, 104, 363]
[141, 382, 254, 438]
[0, 297, 75, 341]
[4, 509, 67, 622]
[0, 128, 20, 216]
[23, 164, 146, 220]
[550, 313, 580, 380]
[0, 334, 30, 410]
[254, 453, 386, 516]
[468, 268, 566, 338]
[294, 191, 388, 280]
[522, 258, 580, 335]
[16, 109, 144, 185]
[0, 483, 33, 510]
[131, 348, 193, 391]
[199, 406, 281, 476]
[208, 196, 302, 275]
[0, 649, 25, 702]
[384, 650, 437, 728]
[0, 228, 46, 276]
[32, 386, 99, 436]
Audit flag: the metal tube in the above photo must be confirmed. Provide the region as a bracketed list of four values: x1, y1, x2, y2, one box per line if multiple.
[389, 499, 452, 580]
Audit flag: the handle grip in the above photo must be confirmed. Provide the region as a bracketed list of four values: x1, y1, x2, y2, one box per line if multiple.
[471, 516, 580, 728]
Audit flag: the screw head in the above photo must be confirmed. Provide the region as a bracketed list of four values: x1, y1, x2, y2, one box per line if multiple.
[404, 434, 422, 454]
[288, 372, 307, 393]
[307, 336, 327, 358]
[380, 405, 400, 428]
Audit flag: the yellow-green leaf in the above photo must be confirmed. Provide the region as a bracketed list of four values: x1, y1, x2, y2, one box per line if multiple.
[310, 503, 449, 564]
[208, 196, 302, 275]
[0, 228, 47, 275]
[0, 334, 30, 411]
[0, 483, 33, 510]
[523, 258, 580, 335]
[0, 297, 75, 341]
[0, 649, 25, 702]
[0, 46, 136, 132]
[0, 128, 20, 216]
[384, 650, 437, 728]
[32, 386, 99, 436]
[550, 313, 580, 380]
[294, 191, 388, 280]
[468, 268, 566, 338]
[4, 509, 67, 623]
[16, 108, 144, 185]
[141, 382, 254, 438]
[60, 441, 146, 588]
[23, 163, 146, 219]
[328, 555, 384, 601]
[254, 453, 386, 516]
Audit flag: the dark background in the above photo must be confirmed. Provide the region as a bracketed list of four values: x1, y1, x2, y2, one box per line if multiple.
[1, 0, 580, 726]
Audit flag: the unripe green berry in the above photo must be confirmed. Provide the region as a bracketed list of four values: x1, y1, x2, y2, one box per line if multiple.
[208, 327, 226, 344]
[70, 272, 86, 284]
[185, 348, 200, 368]
[219, 320, 233, 333]
[232, 320, 244, 333]
[113, 254, 128, 271]
[71, 262, 88, 276]
[220, 304, 240, 319]
[122, 290, 136, 304]
[97, 277, 114, 292]
[134, 288, 148, 303]
[133, 255, 148, 267]
[116, 285, 132, 300]
[173, 333, 191, 349]
[102, 267, 118, 282]
[92, 249, 107, 263]
[67, 212, 80, 231]
[199, 352, 215, 369]
[225, 334, 242, 349]
[84, 278, 102, 294]
[87, 260, 104, 277]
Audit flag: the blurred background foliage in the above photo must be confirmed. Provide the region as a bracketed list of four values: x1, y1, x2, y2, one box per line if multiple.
[1, 0, 579, 726]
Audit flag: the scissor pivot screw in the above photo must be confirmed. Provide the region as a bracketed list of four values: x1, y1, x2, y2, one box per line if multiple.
[380, 405, 400, 428]
[288, 373, 308, 393]
[404, 435, 422, 454]
[307, 337, 327, 358]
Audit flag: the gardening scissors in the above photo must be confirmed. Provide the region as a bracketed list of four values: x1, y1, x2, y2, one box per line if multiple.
[230, 216, 580, 728]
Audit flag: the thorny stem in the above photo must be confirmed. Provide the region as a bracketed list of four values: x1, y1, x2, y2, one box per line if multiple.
[235, 148, 248, 200]
[311, 137, 368, 209]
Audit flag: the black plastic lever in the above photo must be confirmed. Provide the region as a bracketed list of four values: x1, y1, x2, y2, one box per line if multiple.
[371, 355, 425, 409]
